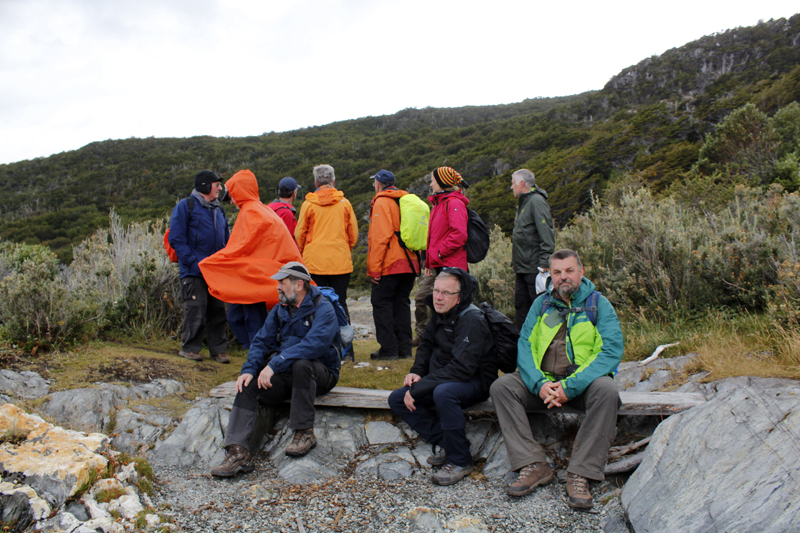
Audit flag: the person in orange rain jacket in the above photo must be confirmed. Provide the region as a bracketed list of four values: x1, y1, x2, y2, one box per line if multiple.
[200, 169, 305, 350]
[295, 164, 358, 318]
[367, 169, 419, 361]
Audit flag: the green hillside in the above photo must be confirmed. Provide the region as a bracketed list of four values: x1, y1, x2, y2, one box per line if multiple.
[1, 14, 799, 267]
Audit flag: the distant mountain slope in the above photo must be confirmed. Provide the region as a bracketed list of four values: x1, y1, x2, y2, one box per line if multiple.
[0, 14, 798, 265]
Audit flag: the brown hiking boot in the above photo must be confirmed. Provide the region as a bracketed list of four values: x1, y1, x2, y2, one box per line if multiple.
[210, 445, 253, 477]
[213, 353, 230, 364]
[566, 472, 593, 510]
[285, 429, 317, 457]
[506, 462, 554, 497]
[179, 350, 203, 361]
[411, 335, 422, 347]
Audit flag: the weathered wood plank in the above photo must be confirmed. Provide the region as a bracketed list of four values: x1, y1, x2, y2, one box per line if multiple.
[604, 451, 647, 475]
[209, 382, 705, 415]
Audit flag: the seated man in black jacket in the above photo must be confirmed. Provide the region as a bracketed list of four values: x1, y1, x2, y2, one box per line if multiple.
[388, 267, 498, 486]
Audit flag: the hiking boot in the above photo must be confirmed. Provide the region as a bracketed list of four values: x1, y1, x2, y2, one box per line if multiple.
[213, 353, 231, 364]
[179, 350, 203, 361]
[506, 462, 554, 497]
[210, 445, 253, 477]
[566, 473, 593, 510]
[411, 335, 422, 347]
[370, 350, 399, 360]
[426, 445, 447, 466]
[431, 462, 473, 486]
[285, 429, 317, 457]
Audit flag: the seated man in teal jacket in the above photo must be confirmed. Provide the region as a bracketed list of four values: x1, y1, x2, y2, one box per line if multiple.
[490, 249, 623, 511]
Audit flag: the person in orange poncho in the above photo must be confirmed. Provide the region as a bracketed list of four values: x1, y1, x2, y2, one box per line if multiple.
[200, 169, 305, 349]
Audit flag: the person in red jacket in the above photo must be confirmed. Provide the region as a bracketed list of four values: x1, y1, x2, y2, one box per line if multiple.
[268, 177, 301, 246]
[413, 167, 470, 345]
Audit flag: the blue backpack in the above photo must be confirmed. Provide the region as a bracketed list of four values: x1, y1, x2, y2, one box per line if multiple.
[540, 290, 600, 325]
[309, 287, 354, 359]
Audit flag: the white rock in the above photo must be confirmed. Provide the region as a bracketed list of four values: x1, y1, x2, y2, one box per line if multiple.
[145, 513, 161, 526]
[107, 493, 144, 520]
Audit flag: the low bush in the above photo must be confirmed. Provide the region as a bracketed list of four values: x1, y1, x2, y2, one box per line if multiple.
[470, 224, 515, 319]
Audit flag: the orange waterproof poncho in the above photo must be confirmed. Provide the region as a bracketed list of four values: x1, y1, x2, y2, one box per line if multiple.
[199, 170, 304, 308]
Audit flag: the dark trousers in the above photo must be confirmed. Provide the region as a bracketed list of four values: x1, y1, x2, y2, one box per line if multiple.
[310, 273, 351, 319]
[514, 272, 540, 332]
[388, 379, 483, 467]
[225, 359, 338, 453]
[227, 303, 268, 350]
[371, 273, 415, 357]
[181, 276, 228, 356]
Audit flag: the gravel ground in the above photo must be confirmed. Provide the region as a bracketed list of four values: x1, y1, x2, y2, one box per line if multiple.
[151, 454, 617, 532]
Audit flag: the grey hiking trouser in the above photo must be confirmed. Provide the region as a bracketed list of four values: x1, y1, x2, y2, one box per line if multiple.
[225, 359, 338, 453]
[490, 372, 620, 481]
[181, 276, 228, 356]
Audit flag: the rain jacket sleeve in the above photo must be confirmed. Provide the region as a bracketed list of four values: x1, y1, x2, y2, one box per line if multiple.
[266, 299, 338, 375]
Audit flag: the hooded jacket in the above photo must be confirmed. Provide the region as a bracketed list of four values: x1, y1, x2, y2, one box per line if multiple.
[199, 170, 304, 307]
[518, 277, 623, 400]
[512, 188, 555, 273]
[168, 190, 229, 279]
[295, 185, 359, 275]
[427, 190, 469, 270]
[367, 187, 419, 277]
[409, 268, 497, 400]
[241, 285, 341, 379]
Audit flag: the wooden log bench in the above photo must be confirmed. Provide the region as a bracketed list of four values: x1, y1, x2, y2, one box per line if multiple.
[210, 383, 705, 417]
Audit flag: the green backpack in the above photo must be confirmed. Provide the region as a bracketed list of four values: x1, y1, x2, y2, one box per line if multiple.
[393, 193, 430, 251]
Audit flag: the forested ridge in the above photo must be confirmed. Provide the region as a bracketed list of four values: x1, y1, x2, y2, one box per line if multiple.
[1, 14, 799, 265]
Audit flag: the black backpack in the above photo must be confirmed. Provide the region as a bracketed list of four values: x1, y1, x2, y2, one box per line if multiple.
[473, 302, 519, 374]
[465, 209, 490, 263]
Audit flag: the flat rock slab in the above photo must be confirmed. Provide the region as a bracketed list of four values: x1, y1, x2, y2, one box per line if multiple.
[365, 421, 404, 445]
[0, 369, 49, 399]
[622, 383, 800, 532]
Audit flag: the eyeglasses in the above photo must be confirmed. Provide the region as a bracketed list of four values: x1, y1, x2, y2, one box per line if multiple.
[433, 288, 459, 297]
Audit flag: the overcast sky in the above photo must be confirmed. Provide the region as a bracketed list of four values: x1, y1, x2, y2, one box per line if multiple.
[1, 1, 798, 165]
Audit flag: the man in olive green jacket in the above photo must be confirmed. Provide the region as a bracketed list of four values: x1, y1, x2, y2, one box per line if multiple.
[511, 169, 555, 331]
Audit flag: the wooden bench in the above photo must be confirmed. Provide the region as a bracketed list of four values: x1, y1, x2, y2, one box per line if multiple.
[209, 383, 705, 417]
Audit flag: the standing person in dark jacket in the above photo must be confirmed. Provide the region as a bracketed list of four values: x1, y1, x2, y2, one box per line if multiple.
[168, 170, 231, 363]
[511, 169, 555, 332]
[412, 167, 470, 347]
[388, 268, 498, 486]
[210, 262, 340, 478]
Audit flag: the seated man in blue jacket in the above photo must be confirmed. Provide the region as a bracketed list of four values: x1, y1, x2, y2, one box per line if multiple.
[210, 261, 340, 477]
[388, 268, 498, 486]
[490, 249, 623, 511]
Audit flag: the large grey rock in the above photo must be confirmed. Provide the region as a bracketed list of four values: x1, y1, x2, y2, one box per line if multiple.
[355, 447, 416, 480]
[465, 420, 495, 458]
[622, 383, 800, 532]
[615, 353, 699, 392]
[266, 409, 367, 483]
[0, 492, 34, 532]
[111, 405, 175, 454]
[44, 380, 185, 433]
[364, 420, 404, 445]
[0, 370, 50, 399]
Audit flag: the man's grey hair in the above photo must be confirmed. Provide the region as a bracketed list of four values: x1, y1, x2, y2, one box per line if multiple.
[288, 276, 312, 293]
[549, 249, 583, 269]
[512, 169, 536, 188]
[435, 271, 461, 292]
[313, 164, 335, 187]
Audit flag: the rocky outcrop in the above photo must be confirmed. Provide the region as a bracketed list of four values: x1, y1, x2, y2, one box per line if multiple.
[622, 381, 800, 532]
[0, 370, 49, 400]
[0, 404, 108, 508]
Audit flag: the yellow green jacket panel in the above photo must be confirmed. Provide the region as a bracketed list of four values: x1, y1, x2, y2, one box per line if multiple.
[517, 277, 623, 400]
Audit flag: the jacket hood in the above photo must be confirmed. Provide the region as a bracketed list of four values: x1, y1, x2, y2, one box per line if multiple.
[545, 276, 597, 307]
[306, 185, 344, 206]
[429, 189, 470, 206]
[371, 187, 406, 205]
[227, 170, 261, 206]
[520, 187, 548, 201]
[426, 266, 478, 315]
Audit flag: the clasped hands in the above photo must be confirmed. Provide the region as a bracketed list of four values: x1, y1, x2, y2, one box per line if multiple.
[539, 381, 568, 409]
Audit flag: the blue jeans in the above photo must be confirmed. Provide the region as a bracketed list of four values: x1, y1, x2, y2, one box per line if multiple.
[228, 303, 268, 350]
[388, 379, 483, 467]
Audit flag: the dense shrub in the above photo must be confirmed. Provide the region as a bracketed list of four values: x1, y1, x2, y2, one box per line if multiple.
[559, 186, 799, 319]
[470, 225, 515, 319]
[0, 210, 181, 350]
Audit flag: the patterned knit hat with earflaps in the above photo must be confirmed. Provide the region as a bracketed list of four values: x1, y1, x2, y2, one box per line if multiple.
[433, 167, 468, 189]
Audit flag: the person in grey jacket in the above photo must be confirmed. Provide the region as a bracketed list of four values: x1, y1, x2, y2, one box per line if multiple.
[388, 268, 497, 486]
[511, 169, 555, 331]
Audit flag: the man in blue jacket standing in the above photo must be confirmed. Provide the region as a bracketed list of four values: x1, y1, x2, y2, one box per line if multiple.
[490, 249, 623, 511]
[211, 262, 340, 477]
[168, 170, 230, 363]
